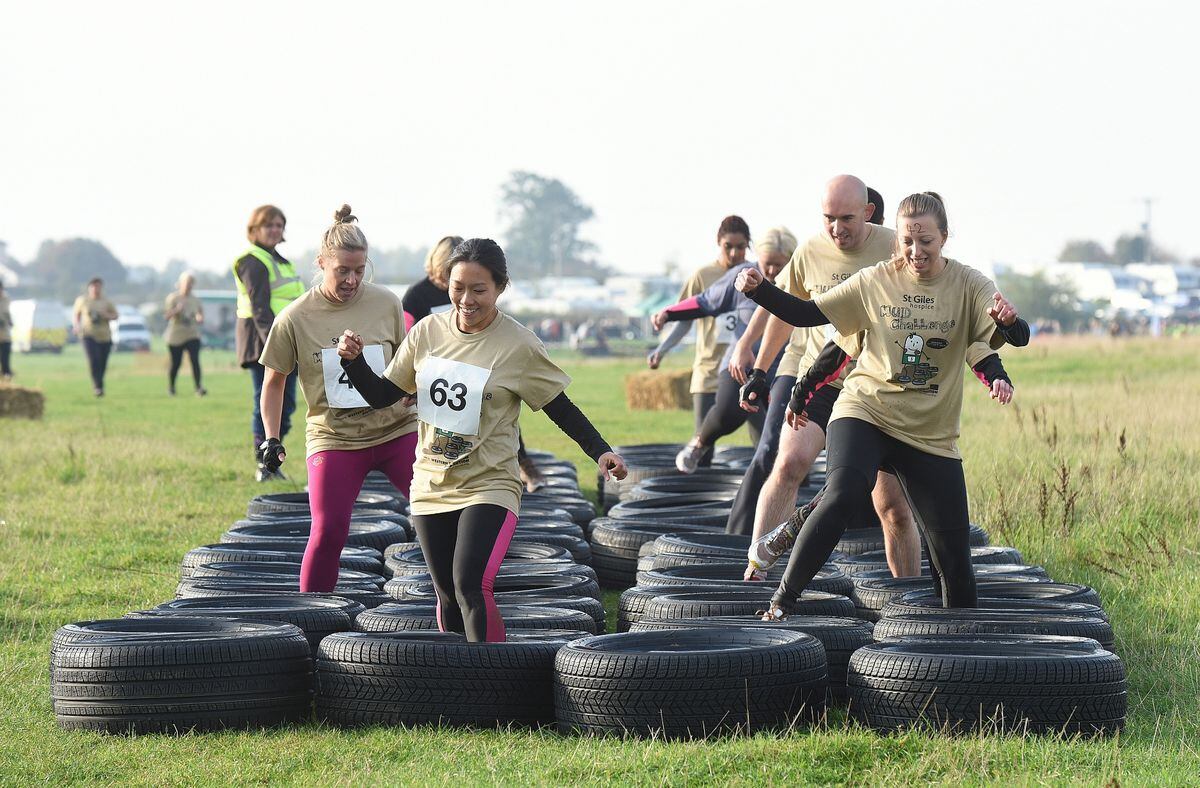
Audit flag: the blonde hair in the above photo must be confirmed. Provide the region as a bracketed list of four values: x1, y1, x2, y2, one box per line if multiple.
[892, 192, 949, 267]
[246, 205, 286, 243]
[755, 226, 798, 260]
[425, 235, 464, 279]
[316, 204, 371, 284]
[177, 271, 196, 288]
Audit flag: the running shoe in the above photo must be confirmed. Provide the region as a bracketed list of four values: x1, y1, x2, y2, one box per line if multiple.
[674, 437, 706, 474]
[759, 602, 791, 622]
[745, 486, 826, 574]
[195, 387, 207, 397]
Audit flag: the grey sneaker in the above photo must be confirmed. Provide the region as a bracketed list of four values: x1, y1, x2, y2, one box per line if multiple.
[746, 486, 827, 573]
[675, 438, 706, 474]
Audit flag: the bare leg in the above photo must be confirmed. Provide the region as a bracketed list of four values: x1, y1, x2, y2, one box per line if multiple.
[873, 471, 921, 577]
[749, 419, 826, 541]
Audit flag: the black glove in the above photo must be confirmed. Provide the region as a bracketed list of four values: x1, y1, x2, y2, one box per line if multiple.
[789, 376, 817, 418]
[739, 368, 770, 409]
[258, 438, 286, 471]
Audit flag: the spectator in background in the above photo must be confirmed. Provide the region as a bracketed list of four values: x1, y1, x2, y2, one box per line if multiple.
[0, 280, 12, 381]
[73, 277, 118, 397]
[164, 271, 207, 397]
[233, 205, 304, 482]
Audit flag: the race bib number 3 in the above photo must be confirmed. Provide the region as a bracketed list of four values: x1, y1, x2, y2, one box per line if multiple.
[716, 311, 738, 344]
[323, 345, 386, 409]
[415, 356, 492, 436]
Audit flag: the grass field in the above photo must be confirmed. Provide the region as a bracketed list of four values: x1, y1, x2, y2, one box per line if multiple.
[1, 337, 1198, 785]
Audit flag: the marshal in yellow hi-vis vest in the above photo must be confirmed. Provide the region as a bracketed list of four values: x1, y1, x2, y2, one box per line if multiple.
[233, 246, 305, 318]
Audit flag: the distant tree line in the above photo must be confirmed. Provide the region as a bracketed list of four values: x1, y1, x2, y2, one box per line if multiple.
[1058, 234, 1198, 266]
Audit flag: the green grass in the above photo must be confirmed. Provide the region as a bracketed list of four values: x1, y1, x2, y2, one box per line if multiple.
[1, 338, 1198, 785]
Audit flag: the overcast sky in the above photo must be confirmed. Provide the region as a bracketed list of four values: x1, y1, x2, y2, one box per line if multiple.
[2, 0, 1196, 281]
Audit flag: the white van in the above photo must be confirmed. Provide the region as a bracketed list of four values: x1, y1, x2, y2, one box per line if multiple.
[10, 299, 69, 353]
[113, 316, 152, 352]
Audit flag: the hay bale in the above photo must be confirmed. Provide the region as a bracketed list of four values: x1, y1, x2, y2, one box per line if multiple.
[0, 384, 45, 420]
[625, 370, 691, 411]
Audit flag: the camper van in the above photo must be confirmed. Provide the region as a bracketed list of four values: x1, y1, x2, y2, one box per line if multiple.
[10, 299, 69, 353]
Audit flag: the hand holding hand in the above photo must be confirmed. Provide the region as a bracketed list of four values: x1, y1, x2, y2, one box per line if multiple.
[598, 452, 628, 481]
[337, 329, 364, 361]
[988, 292, 1018, 326]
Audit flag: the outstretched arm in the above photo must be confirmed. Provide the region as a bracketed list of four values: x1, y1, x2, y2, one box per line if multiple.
[737, 270, 830, 329]
[542, 392, 627, 480]
[647, 320, 691, 369]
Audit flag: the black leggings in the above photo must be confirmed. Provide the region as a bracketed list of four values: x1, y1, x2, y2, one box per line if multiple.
[82, 337, 112, 392]
[168, 339, 203, 390]
[410, 504, 517, 642]
[0, 341, 11, 377]
[698, 369, 765, 448]
[773, 417, 977, 609]
[692, 392, 716, 467]
[726, 374, 796, 535]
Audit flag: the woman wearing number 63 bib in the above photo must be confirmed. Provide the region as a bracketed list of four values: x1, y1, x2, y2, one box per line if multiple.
[258, 205, 418, 593]
[339, 238, 627, 642]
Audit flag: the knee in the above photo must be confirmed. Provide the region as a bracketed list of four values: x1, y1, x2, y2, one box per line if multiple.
[453, 579, 486, 612]
[820, 468, 874, 519]
[877, 496, 915, 534]
[773, 447, 813, 483]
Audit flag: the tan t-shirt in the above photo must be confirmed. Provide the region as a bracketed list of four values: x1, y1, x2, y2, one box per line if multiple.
[815, 258, 1004, 459]
[384, 309, 571, 516]
[164, 293, 203, 345]
[835, 332, 1001, 392]
[680, 262, 731, 394]
[778, 225, 896, 381]
[260, 283, 417, 457]
[73, 296, 117, 342]
[0, 294, 11, 343]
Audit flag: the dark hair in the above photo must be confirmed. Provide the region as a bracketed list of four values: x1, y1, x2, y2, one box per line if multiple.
[866, 187, 885, 226]
[88, 277, 103, 287]
[447, 238, 509, 288]
[717, 215, 751, 241]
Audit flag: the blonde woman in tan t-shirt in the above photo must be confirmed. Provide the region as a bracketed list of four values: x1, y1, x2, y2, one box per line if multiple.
[338, 238, 627, 642]
[736, 192, 1030, 620]
[163, 272, 206, 396]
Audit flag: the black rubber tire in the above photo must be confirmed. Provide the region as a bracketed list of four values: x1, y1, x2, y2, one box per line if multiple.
[628, 614, 873, 702]
[554, 629, 827, 738]
[605, 495, 733, 528]
[873, 611, 1116, 650]
[387, 560, 597, 584]
[189, 561, 385, 588]
[510, 532, 593, 565]
[847, 564, 1049, 582]
[834, 526, 886, 556]
[129, 596, 354, 652]
[642, 589, 856, 621]
[880, 596, 1109, 622]
[385, 543, 572, 576]
[617, 585, 686, 632]
[315, 631, 571, 728]
[894, 581, 1102, 610]
[144, 592, 365, 621]
[175, 580, 389, 608]
[221, 521, 409, 553]
[181, 542, 382, 579]
[385, 572, 602, 603]
[652, 532, 750, 559]
[248, 491, 404, 516]
[848, 634, 1126, 735]
[834, 545, 1023, 575]
[622, 472, 742, 502]
[522, 494, 595, 525]
[51, 618, 312, 733]
[850, 574, 1052, 622]
[637, 562, 852, 598]
[514, 520, 587, 540]
[520, 595, 608, 634]
[590, 520, 720, 588]
[243, 508, 410, 527]
[354, 602, 598, 634]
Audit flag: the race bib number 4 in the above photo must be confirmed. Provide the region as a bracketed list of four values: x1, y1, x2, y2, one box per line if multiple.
[322, 345, 386, 409]
[415, 356, 492, 435]
[716, 311, 738, 344]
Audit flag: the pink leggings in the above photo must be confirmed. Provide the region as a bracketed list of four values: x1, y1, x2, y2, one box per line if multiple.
[410, 505, 518, 642]
[301, 432, 417, 592]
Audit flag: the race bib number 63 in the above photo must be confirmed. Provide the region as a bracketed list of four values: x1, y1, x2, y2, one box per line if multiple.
[415, 356, 492, 435]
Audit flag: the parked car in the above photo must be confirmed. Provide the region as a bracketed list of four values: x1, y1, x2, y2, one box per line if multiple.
[10, 299, 68, 353]
[113, 317, 152, 351]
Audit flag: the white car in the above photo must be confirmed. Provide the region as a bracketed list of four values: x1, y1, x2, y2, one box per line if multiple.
[113, 318, 152, 352]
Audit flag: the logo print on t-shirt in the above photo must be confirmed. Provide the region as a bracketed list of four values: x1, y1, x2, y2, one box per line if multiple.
[429, 428, 473, 464]
[892, 333, 941, 391]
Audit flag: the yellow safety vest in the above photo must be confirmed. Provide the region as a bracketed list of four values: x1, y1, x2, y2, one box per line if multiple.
[233, 246, 305, 318]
